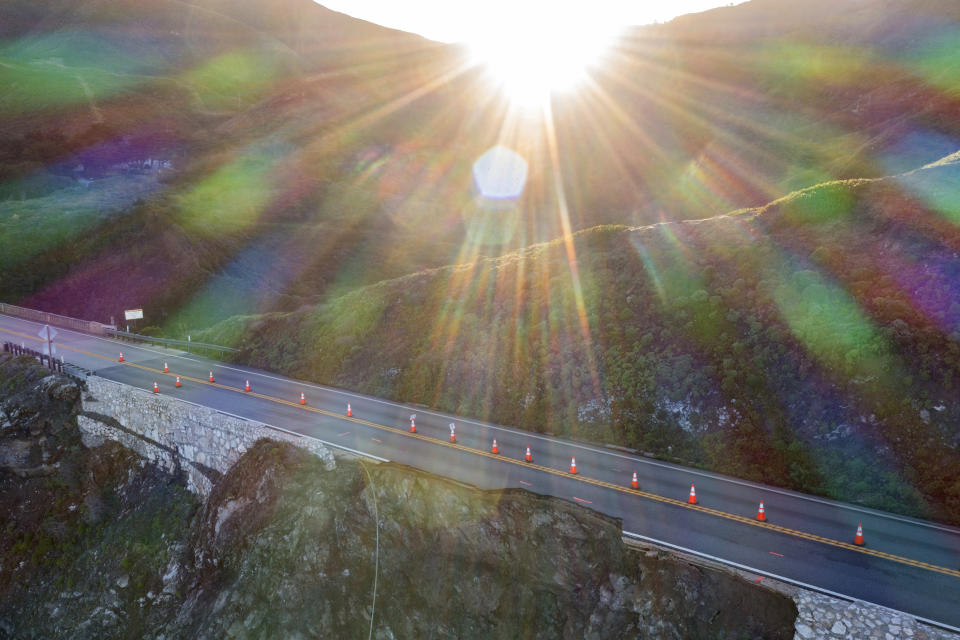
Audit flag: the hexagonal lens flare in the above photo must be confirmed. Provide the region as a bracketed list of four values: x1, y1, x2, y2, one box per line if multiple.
[472, 145, 529, 201]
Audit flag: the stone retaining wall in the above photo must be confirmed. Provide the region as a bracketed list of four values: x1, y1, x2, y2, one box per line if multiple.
[79, 375, 335, 496]
[627, 537, 960, 640]
[790, 588, 959, 640]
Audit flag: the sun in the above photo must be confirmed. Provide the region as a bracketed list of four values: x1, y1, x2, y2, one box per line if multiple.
[466, 4, 623, 107]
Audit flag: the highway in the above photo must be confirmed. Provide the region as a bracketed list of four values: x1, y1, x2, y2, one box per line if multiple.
[2, 312, 959, 630]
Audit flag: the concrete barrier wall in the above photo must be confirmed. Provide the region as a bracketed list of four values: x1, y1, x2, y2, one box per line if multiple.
[0, 302, 113, 334]
[79, 376, 335, 497]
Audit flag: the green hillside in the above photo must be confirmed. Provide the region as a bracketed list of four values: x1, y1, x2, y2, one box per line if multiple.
[3, 0, 960, 330]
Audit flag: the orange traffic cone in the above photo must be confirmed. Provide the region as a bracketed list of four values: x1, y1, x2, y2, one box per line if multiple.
[525, 446, 532, 463]
[175, 376, 181, 388]
[491, 438, 499, 454]
[209, 371, 214, 383]
[244, 379, 250, 392]
[854, 523, 865, 546]
[449, 423, 456, 443]
[163, 361, 169, 373]
[569, 457, 578, 474]
[118, 352, 124, 362]
[346, 403, 352, 417]
[153, 381, 159, 394]
[410, 416, 416, 433]
[688, 484, 698, 504]
[300, 392, 306, 405]
[631, 471, 639, 489]
[757, 500, 766, 522]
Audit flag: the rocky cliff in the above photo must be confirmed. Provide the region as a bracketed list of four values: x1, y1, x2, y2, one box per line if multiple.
[0, 354, 197, 638]
[0, 353, 797, 638]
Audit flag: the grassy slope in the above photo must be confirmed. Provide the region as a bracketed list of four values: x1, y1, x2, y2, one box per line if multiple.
[0, 0, 458, 324]
[4, 0, 960, 328]
[198, 162, 960, 524]
[0, 175, 163, 271]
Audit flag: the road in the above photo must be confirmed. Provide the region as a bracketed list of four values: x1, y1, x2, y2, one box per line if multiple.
[2, 312, 959, 629]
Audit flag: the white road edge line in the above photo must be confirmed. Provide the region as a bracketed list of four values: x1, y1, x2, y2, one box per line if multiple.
[621, 531, 960, 634]
[216, 409, 390, 463]
[4, 313, 959, 534]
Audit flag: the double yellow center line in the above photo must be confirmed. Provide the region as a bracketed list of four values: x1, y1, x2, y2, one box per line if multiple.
[3, 325, 959, 579]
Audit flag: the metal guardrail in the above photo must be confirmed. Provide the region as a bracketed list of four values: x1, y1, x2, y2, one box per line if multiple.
[0, 302, 114, 335]
[103, 328, 239, 354]
[2, 341, 88, 384]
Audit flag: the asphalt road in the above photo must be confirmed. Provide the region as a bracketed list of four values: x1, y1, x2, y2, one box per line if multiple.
[2, 314, 959, 629]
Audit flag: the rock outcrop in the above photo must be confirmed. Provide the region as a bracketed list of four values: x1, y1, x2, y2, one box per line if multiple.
[170, 445, 797, 639]
[0, 354, 198, 638]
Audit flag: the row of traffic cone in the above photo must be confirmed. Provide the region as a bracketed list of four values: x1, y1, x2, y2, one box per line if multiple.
[132, 353, 615, 499]
[140, 370, 570, 476]
[142, 370, 692, 513]
[144, 368, 299, 403]
[201, 387, 876, 547]
[137, 363, 876, 549]
[134, 357, 546, 466]
[148, 371, 231, 390]
[677, 484, 865, 545]
[124, 354, 315, 406]
[406, 418, 876, 545]
[152, 376, 182, 391]
[149, 376, 341, 412]
[159, 369, 878, 547]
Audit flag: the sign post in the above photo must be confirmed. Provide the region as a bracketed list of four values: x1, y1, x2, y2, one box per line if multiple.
[124, 308, 144, 334]
[39, 325, 57, 369]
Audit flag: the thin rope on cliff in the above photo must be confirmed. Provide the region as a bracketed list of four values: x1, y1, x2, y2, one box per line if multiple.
[359, 460, 380, 640]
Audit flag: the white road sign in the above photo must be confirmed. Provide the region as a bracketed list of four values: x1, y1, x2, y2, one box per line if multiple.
[38, 325, 58, 340]
[124, 308, 144, 320]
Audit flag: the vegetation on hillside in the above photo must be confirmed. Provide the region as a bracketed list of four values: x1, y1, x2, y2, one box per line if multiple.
[3, 0, 960, 330]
